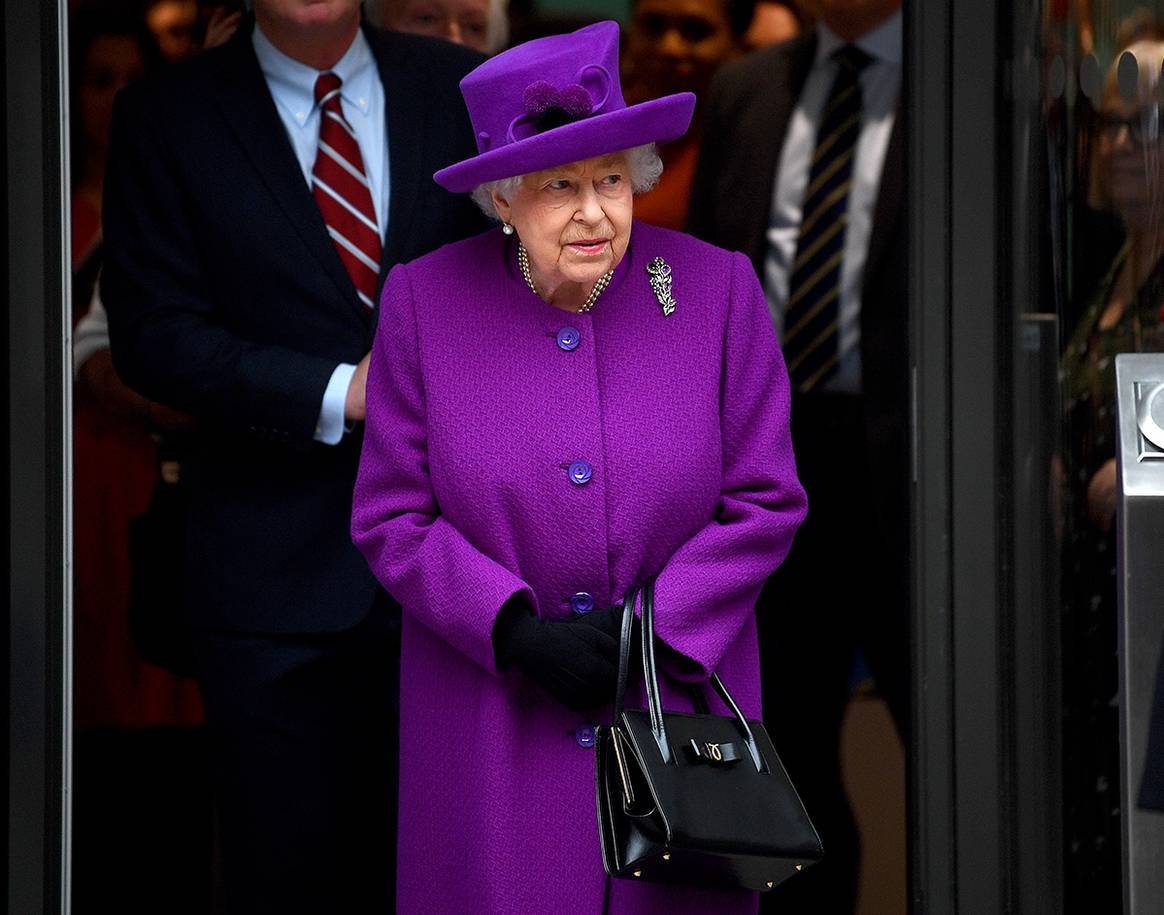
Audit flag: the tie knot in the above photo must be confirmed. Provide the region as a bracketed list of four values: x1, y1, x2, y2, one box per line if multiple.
[833, 44, 872, 74]
[314, 72, 343, 107]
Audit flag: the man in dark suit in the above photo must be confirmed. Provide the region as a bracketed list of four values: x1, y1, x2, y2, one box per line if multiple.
[101, 2, 485, 911]
[688, 1, 905, 911]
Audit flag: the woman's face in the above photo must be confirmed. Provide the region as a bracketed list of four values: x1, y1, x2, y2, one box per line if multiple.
[1099, 91, 1164, 232]
[80, 35, 146, 156]
[493, 152, 634, 294]
[627, 0, 736, 101]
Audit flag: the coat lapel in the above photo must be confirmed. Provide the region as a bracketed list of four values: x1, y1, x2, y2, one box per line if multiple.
[209, 25, 366, 321]
[367, 27, 427, 273]
[746, 36, 818, 272]
[862, 102, 904, 291]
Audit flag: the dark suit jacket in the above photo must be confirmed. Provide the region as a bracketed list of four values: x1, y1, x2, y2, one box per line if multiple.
[102, 21, 487, 634]
[688, 33, 910, 611]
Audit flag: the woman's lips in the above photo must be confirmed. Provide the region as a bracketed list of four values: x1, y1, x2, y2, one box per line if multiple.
[567, 239, 609, 255]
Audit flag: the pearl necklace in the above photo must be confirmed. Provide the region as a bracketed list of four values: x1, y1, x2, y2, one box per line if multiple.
[517, 242, 613, 314]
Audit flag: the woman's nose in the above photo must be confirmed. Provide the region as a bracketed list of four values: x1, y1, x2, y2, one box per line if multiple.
[575, 188, 604, 224]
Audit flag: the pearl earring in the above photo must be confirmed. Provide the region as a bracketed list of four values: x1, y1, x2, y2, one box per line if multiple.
[502, 223, 514, 236]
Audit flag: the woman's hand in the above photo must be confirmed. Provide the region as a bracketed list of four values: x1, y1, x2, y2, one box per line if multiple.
[202, 7, 242, 51]
[1087, 457, 1119, 533]
[493, 602, 622, 710]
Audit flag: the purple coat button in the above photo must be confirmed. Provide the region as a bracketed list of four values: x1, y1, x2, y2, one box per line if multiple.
[570, 592, 595, 614]
[575, 725, 596, 749]
[567, 460, 592, 485]
[556, 327, 581, 351]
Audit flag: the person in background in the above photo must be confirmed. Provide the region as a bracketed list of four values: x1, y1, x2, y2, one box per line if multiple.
[100, 1, 486, 910]
[744, 0, 806, 50]
[365, 0, 509, 53]
[689, 0, 905, 911]
[68, 6, 209, 912]
[621, 0, 754, 229]
[144, 0, 200, 61]
[71, 5, 150, 315]
[144, 0, 242, 60]
[352, 20, 806, 913]
[1060, 38, 1164, 906]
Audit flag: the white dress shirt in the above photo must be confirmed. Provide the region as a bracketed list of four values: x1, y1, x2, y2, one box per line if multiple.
[253, 23, 390, 444]
[74, 290, 110, 379]
[764, 11, 901, 394]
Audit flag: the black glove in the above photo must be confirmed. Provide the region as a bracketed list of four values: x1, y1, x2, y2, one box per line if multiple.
[493, 601, 625, 710]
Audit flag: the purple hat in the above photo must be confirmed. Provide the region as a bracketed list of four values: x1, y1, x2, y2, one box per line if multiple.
[433, 21, 695, 193]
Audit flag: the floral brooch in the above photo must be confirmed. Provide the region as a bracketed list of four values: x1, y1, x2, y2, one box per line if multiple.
[647, 257, 676, 317]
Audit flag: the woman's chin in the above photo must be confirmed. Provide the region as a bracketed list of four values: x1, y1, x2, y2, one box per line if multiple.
[561, 262, 613, 287]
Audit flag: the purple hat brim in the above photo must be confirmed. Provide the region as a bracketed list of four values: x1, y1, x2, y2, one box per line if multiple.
[433, 92, 696, 193]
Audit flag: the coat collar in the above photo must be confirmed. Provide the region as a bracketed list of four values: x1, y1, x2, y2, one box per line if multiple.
[209, 22, 369, 322]
[762, 31, 903, 302]
[208, 20, 435, 320]
[363, 26, 428, 272]
[742, 35, 818, 272]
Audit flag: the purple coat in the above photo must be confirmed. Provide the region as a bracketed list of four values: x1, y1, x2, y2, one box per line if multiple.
[352, 221, 806, 914]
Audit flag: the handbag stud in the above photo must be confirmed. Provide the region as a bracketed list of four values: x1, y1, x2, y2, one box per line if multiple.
[795, 864, 804, 871]
[767, 882, 774, 889]
[633, 870, 643, 878]
[662, 853, 671, 861]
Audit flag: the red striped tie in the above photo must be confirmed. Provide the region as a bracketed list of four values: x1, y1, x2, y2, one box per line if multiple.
[312, 72, 381, 312]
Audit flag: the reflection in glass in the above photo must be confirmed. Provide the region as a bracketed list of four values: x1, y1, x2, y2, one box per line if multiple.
[1059, 27, 1164, 912]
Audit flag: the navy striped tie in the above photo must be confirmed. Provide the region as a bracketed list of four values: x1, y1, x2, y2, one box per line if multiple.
[783, 45, 872, 391]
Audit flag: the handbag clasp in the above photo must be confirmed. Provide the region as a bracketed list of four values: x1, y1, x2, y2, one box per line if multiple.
[687, 738, 744, 766]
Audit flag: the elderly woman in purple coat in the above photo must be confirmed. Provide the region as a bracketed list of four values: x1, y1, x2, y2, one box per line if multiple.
[352, 20, 806, 914]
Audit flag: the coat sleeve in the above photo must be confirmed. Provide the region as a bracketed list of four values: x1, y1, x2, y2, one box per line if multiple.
[652, 251, 807, 681]
[352, 264, 537, 674]
[101, 88, 338, 447]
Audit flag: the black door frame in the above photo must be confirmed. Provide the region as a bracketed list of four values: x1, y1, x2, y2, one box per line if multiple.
[910, 0, 1065, 912]
[5, 1, 71, 912]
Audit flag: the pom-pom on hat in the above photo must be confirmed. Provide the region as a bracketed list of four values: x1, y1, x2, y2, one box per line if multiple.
[433, 21, 695, 193]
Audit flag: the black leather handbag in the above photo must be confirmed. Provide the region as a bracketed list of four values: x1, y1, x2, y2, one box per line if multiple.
[595, 577, 824, 892]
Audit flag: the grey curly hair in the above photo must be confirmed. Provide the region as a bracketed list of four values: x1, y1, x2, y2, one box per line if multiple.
[469, 143, 664, 220]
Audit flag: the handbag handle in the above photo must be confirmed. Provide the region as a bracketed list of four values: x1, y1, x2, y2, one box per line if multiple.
[612, 585, 639, 725]
[615, 577, 769, 773]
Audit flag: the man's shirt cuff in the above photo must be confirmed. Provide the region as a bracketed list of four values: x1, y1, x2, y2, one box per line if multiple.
[314, 362, 358, 445]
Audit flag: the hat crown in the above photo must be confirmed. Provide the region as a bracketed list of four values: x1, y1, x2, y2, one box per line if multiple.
[461, 21, 627, 156]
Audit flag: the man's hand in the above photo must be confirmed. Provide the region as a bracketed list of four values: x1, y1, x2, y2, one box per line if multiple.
[344, 353, 371, 422]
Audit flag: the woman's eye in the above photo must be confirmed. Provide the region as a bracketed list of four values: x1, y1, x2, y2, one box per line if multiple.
[602, 174, 622, 185]
[547, 179, 570, 190]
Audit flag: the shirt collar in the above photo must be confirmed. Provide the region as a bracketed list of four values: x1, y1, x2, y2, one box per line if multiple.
[815, 8, 903, 68]
[252, 23, 376, 128]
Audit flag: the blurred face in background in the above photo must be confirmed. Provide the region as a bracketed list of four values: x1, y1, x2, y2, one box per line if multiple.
[744, 1, 801, 51]
[80, 34, 146, 161]
[146, 0, 199, 62]
[627, 0, 737, 102]
[1096, 43, 1164, 235]
[803, 0, 899, 41]
[382, 0, 492, 53]
[1099, 92, 1164, 234]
